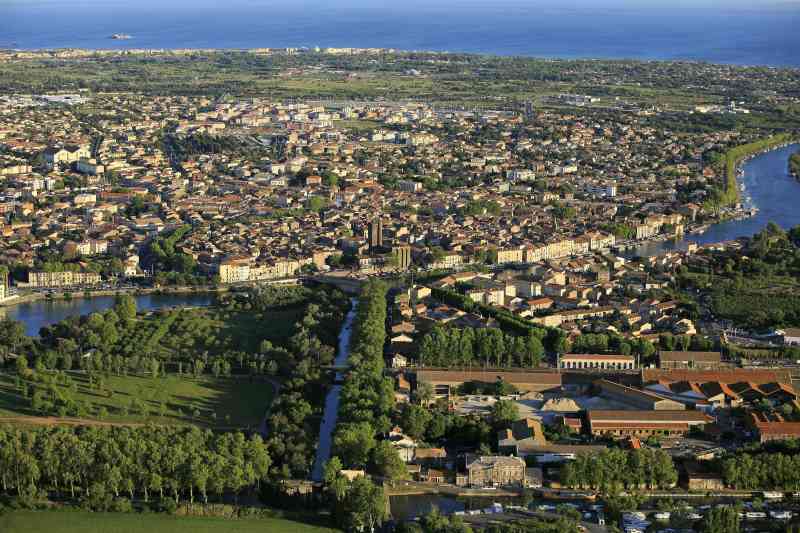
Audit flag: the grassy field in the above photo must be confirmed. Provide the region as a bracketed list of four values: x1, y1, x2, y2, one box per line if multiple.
[124, 307, 304, 359]
[0, 373, 275, 428]
[0, 303, 303, 428]
[0, 511, 339, 533]
[0, 54, 741, 106]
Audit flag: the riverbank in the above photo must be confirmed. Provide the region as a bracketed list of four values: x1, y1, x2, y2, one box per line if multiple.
[719, 134, 797, 208]
[0, 510, 339, 533]
[627, 142, 800, 257]
[0, 291, 221, 337]
[790, 150, 800, 180]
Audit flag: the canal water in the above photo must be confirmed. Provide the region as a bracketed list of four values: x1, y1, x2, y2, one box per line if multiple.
[389, 494, 531, 521]
[311, 298, 357, 482]
[389, 494, 470, 520]
[629, 143, 800, 257]
[1, 292, 216, 336]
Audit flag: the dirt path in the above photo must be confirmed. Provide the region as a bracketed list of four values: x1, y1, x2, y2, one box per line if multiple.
[0, 416, 258, 431]
[0, 416, 150, 427]
[257, 378, 281, 436]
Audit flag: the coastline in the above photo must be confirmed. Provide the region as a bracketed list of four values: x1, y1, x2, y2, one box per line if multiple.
[0, 46, 798, 69]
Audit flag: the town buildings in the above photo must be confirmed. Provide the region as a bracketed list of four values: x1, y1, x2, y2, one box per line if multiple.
[781, 328, 800, 346]
[26, 271, 102, 288]
[0, 86, 733, 294]
[596, 379, 686, 410]
[749, 412, 800, 443]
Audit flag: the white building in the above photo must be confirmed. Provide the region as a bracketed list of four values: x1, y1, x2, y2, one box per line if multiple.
[559, 354, 637, 370]
[398, 179, 423, 193]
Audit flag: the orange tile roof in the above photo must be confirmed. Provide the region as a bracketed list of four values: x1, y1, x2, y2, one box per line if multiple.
[643, 369, 791, 385]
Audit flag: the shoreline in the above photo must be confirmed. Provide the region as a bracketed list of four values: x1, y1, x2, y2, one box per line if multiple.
[622, 140, 800, 256]
[726, 139, 799, 212]
[790, 149, 800, 181]
[721, 135, 797, 208]
[1, 47, 798, 69]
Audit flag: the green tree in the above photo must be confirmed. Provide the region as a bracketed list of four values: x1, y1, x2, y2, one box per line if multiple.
[340, 476, 387, 533]
[15, 355, 30, 377]
[0, 319, 26, 351]
[333, 422, 377, 468]
[702, 506, 740, 533]
[370, 441, 408, 481]
[399, 404, 432, 440]
[114, 295, 137, 321]
[323, 456, 350, 503]
[491, 400, 519, 429]
[525, 333, 544, 367]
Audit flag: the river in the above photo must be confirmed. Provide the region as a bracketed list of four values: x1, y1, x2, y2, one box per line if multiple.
[0, 292, 216, 336]
[310, 298, 357, 482]
[628, 143, 800, 257]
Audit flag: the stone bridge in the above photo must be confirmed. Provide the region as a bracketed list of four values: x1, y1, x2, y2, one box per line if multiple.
[305, 273, 364, 294]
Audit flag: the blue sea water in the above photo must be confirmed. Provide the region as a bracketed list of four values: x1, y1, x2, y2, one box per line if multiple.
[1, 1, 799, 67]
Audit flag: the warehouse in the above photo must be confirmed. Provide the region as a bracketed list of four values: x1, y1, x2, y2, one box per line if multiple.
[415, 369, 562, 396]
[596, 379, 685, 410]
[658, 351, 722, 370]
[586, 410, 713, 438]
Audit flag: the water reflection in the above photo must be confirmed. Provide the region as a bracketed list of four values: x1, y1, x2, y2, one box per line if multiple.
[628, 143, 800, 257]
[2, 292, 215, 336]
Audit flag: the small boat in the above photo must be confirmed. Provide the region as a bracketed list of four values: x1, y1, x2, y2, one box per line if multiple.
[110, 33, 132, 40]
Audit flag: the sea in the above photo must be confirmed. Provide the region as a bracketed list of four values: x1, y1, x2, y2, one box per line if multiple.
[1, 1, 799, 67]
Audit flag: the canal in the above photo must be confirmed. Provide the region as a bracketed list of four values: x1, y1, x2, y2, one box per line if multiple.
[388, 494, 531, 521]
[629, 142, 800, 257]
[311, 298, 358, 482]
[0, 292, 216, 336]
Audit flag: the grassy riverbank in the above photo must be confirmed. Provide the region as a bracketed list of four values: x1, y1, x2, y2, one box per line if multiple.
[0, 286, 226, 308]
[716, 134, 796, 208]
[791, 150, 800, 179]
